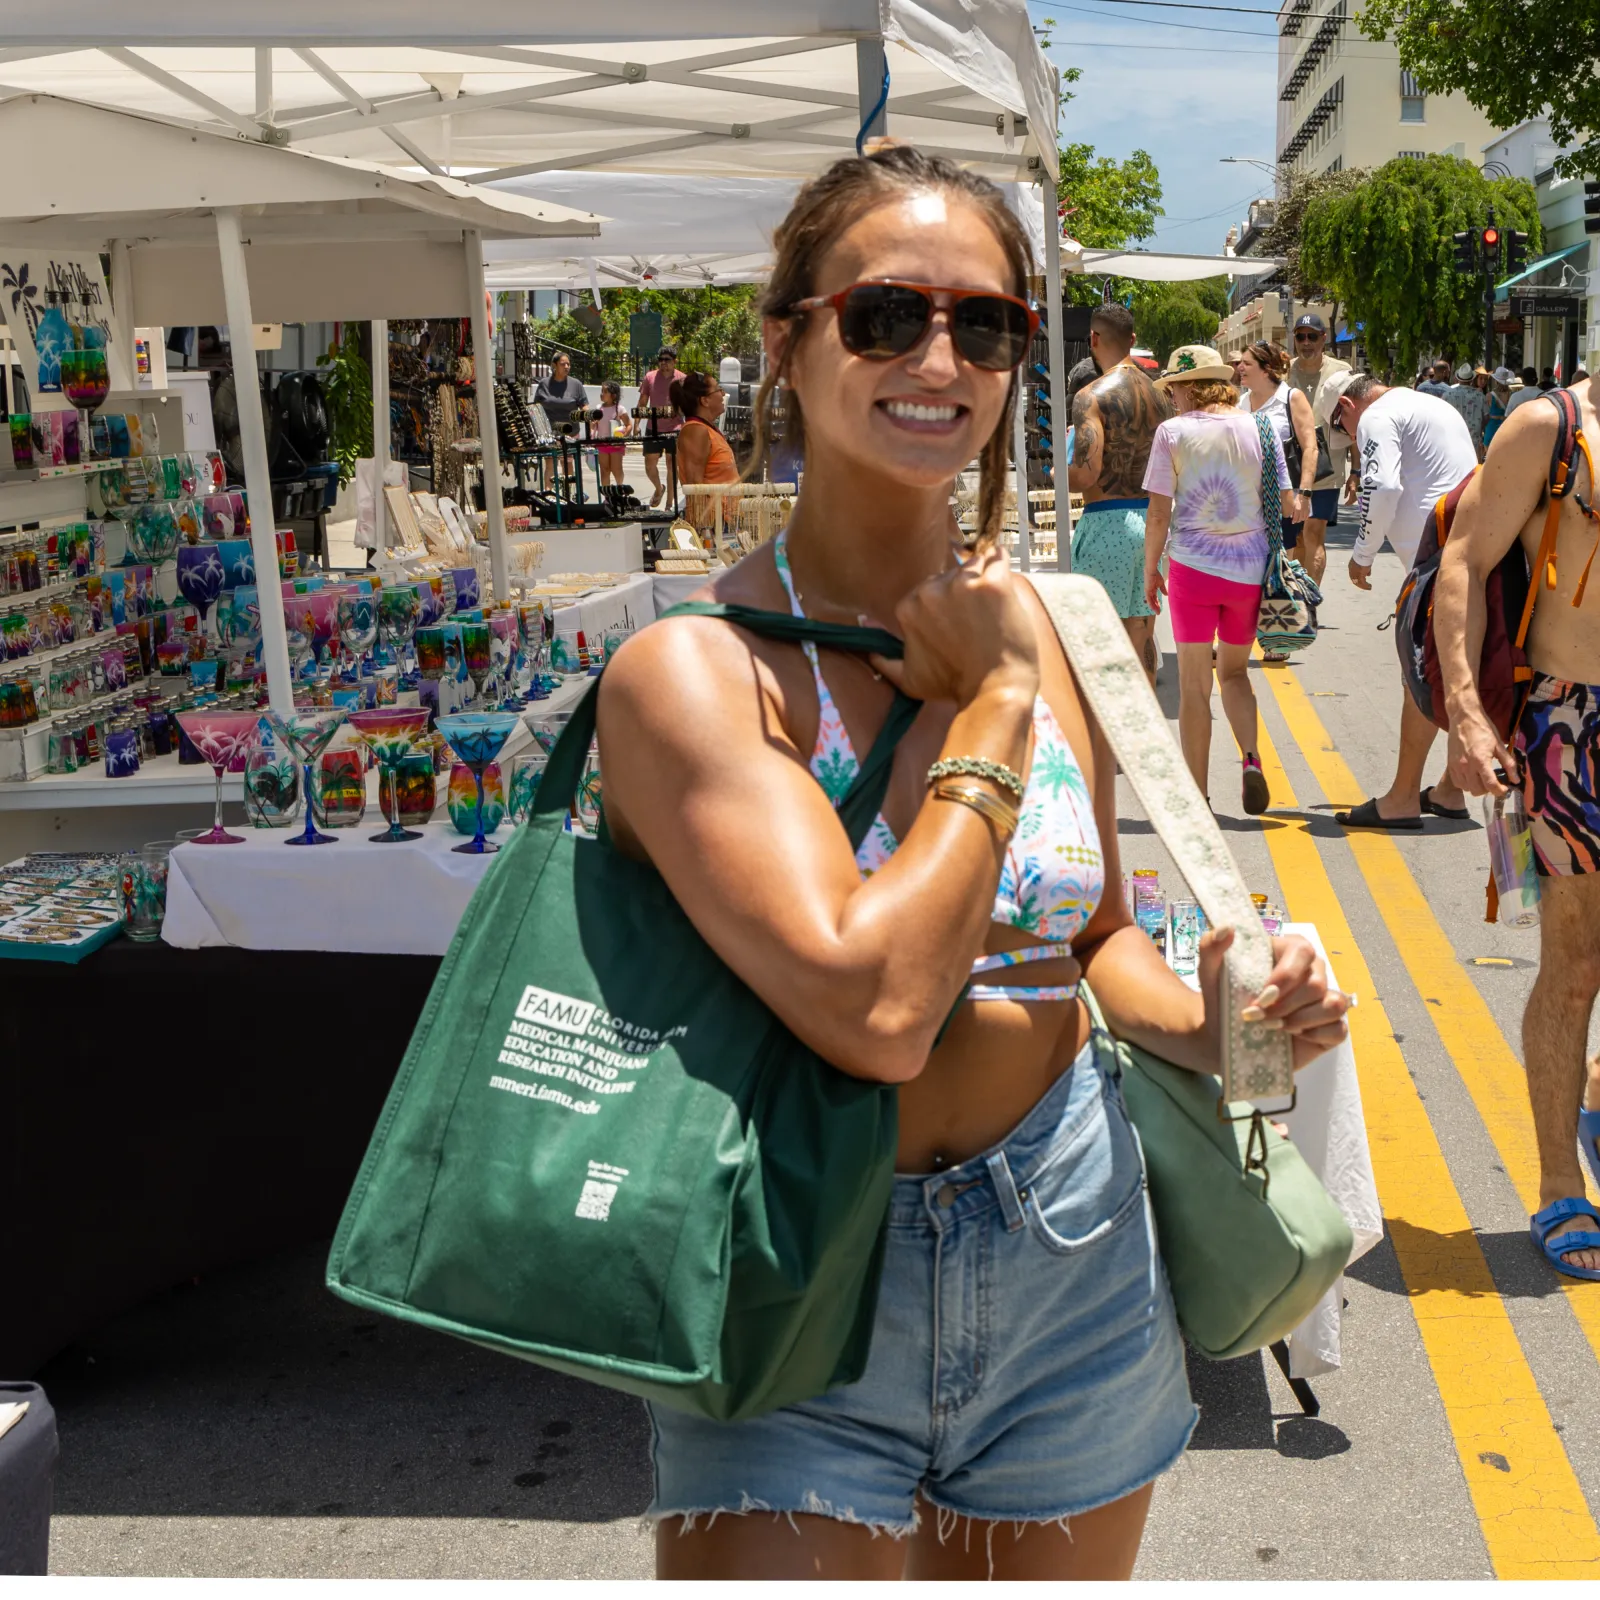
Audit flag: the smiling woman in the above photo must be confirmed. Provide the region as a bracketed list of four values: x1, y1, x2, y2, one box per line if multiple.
[594, 147, 1343, 1582]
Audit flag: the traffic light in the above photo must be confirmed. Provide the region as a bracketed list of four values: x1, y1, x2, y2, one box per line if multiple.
[1505, 230, 1529, 274]
[1586, 182, 1600, 236]
[1452, 229, 1478, 274]
[1480, 222, 1502, 273]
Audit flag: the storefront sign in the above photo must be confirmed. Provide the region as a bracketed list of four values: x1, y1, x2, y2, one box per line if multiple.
[1508, 290, 1582, 319]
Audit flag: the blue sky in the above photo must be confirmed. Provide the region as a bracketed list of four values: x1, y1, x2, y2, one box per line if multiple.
[1031, 0, 1281, 254]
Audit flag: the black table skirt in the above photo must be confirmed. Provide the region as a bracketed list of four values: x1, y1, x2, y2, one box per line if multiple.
[2, 940, 439, 1376]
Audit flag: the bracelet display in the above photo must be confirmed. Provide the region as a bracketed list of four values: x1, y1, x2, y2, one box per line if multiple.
[930, 780, 1020, 841]
[925, 756, 1024, 801]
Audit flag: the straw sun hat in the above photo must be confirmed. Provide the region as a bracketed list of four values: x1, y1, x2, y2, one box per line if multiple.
[1153, 344, 1236, 388]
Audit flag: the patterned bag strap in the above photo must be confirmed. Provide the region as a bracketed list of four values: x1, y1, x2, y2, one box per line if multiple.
[1026, 572, 1296, 1106]
[1255, 409, 1284, 556]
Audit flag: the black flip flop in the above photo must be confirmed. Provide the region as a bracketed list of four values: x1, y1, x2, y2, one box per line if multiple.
[1335, 798, 1423, 830]
[1420, 786, 1470, 821]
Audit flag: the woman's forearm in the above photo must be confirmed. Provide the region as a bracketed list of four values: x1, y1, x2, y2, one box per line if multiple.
[1077, 925, 1212, 1072]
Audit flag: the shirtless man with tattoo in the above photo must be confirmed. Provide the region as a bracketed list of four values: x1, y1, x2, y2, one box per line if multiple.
[1069, 304, 1173, 682]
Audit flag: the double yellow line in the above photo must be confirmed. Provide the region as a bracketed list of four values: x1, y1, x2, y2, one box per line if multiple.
[1249, 661, 1600, 1578]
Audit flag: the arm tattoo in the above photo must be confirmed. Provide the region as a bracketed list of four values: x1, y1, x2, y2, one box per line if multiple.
[1080, 367, 1173, 498]
[1071, 389, 1101, 473]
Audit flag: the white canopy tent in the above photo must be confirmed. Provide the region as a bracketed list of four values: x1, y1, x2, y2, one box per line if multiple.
[0, 94, 602, 713]
[0, 2, 1068, 558]
[1070, 247, 1286, 283]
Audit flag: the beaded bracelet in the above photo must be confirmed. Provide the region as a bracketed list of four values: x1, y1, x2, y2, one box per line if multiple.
[926, 756, 1025, 801]
[930, 780, 1020, 841]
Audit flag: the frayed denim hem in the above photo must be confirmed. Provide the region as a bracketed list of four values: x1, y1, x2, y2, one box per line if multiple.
[644, 1489, 918, 1540]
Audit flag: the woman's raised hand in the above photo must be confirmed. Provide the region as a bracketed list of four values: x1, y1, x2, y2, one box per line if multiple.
[870, 541, 1040, 707]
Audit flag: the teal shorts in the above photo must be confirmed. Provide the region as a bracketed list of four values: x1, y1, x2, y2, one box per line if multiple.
[1071, 499, 1152, 619]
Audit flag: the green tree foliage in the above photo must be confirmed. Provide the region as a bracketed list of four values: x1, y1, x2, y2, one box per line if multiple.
[1256, 164, 1369, 301]
[1299, 154, 1541, 376]
[1359, 0, 1600, 179]
[317, 324, 373, 487]
[534, 285, 762, 377]
[1129, 278, 1230, 362]
[1057, 142, 1164, 250]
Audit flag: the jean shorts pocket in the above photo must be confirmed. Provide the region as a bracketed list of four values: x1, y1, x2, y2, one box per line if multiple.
[1018, 1086, 1148, 1255]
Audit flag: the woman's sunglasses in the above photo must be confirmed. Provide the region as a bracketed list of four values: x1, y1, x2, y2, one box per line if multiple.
[787, 280, 1040, 372]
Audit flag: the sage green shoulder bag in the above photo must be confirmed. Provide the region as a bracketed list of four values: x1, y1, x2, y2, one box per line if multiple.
[327, 602, 915, 1421]
[1028, 574, 1354, 1361]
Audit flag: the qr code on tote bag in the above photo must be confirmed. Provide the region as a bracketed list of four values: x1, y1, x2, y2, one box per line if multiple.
[576, 1161, 630, 1221]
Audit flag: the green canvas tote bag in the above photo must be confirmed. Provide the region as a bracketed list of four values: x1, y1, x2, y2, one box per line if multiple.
[327, 603, 916, 1421]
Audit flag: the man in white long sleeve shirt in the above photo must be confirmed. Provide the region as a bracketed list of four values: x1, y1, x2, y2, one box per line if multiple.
[1327, 374, 1479, 828]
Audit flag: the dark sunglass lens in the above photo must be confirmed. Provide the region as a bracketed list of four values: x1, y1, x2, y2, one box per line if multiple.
[952, 295, 1031, 370]
[838, 285, 931, 358]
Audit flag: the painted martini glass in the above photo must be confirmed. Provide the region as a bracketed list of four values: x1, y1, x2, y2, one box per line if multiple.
[347, 707, 433, 843]
[269, 707, 348, 846]
[435, 712, 520, 855]
[174, 710, 262, 844]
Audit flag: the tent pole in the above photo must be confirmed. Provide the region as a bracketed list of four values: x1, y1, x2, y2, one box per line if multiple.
[371, 319, 389, 553]
[465, 229, 509, 605]
[215, 207, 294, 716]
[106, 240, 136, 395]
[1012, 380, 1031, 572]
[855, 39, 888, 142]
[1042, 181, 1072, 573]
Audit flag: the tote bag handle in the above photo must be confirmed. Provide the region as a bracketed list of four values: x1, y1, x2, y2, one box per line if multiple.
[1026, 573, 1295, 1106]
[533, 601, 919, 853]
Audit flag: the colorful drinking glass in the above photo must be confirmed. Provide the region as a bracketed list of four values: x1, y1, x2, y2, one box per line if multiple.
[337, 592, 377, 663]
[268, 708, 348, 845]
[414, 625, 446, 681]
[460, 620, 492, 701]
[175, 543, 226, 641]
[377, 585, 422, 669]
[129, 500, 182, 566]
[507, 751, 548, 825]
[448, 761, 506, 835]
[175, 711, 262, 844]
[435, 712, 519, 855]
[347, 707, 432, 843]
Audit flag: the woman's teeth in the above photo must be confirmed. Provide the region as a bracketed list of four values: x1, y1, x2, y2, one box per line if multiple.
[882, 400, 961, 423]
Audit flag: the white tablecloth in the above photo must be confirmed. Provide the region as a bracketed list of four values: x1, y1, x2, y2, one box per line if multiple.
[162, 820, 500, 955]
[1276, 923, 1383, 1378]
[548, 572, 657, 659]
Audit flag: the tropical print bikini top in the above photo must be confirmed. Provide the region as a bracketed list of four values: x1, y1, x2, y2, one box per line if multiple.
[773, 530, 1105, 1003]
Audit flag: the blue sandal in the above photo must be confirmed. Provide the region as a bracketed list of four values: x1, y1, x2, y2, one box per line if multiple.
[1531, 1197, 1600, 1281]
[1579, 1107, 1600, 1195]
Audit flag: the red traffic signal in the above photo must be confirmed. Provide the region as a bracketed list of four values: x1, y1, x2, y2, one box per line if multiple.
[1481, 225, 1501, 249]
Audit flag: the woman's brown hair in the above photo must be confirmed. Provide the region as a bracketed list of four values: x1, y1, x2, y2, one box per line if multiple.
[670, 371, 718, 420]
[1170, 378, 1239, 411]
[1244, 339, 1288, 381]
[745, 146, 1034, 546]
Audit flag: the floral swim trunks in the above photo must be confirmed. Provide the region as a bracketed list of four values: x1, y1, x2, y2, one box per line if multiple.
[1515, 672, 1600, 875]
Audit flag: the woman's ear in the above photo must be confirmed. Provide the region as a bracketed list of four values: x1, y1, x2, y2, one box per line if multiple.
[762, 316, 795, 385]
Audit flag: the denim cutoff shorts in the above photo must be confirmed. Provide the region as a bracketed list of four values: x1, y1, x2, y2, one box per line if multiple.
[648, 1032, 1197, 1535]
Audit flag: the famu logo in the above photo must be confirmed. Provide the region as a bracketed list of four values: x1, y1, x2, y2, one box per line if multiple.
[514, 985, 596, 1034]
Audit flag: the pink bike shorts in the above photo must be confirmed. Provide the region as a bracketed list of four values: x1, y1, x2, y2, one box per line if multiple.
[1167, 560, 1261, 647]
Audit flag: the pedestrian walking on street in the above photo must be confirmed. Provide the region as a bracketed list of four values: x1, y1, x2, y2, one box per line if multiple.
[598, 147, 1345, 1581]
[1443, 362, 1489, 460]
[1327, 374, 1477, 829]
[1417, 360, 1452, 398]
[1505, 366, 1544, 418]
[1434, 373, 1600, 1279]
[1141, 345, 1293, 814]
[638, 346, 686, 508]
[1068, 304, 1173, 684]
[1286, 312, 1350, 586]
[1484, 366, 1515, 448]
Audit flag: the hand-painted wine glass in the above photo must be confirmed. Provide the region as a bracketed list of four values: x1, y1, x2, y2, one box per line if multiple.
[175, 543, 227, 644]
[174, 710, 262, 844]
[347, 707, 432, 843]
[337, 592, 378, 668]
[226, 584, 263, 686]
[127, 500, 182, 566]
[268, 708, 348, 846]
[414, 625, 446, 682]
[377, 585, 421, 671]
[291, 589, 342, 680]
[460, 620, 492, 703]
[61, 346, 111, 457]
[435, 712, 520, 855]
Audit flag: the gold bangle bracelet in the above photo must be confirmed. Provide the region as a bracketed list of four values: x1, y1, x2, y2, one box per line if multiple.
[931, 780, 1019, 841]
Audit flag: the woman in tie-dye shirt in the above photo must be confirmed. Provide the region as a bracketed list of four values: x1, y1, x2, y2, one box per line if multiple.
[1139, 344, 1291, 816]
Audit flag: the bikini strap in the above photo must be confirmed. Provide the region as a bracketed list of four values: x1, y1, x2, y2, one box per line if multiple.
[971, 945, 1066, 973]
[772, 529, 838, 716]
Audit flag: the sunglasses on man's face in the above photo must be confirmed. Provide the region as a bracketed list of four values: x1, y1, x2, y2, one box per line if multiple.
[1294, 331, 1322, 344]
[788, 280, 1040, 372]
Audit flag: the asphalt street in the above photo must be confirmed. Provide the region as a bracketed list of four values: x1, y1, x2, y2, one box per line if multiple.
[40, 526, 1600, 1579]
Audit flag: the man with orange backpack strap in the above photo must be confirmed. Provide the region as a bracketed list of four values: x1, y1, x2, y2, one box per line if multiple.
[1435, 377, 1600, 1281]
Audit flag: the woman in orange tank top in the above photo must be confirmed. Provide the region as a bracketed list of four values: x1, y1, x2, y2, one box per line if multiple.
[672, 371, 739, 532]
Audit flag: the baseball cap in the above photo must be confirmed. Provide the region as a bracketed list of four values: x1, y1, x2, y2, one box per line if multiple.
[1294, 312, 1326, 333]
